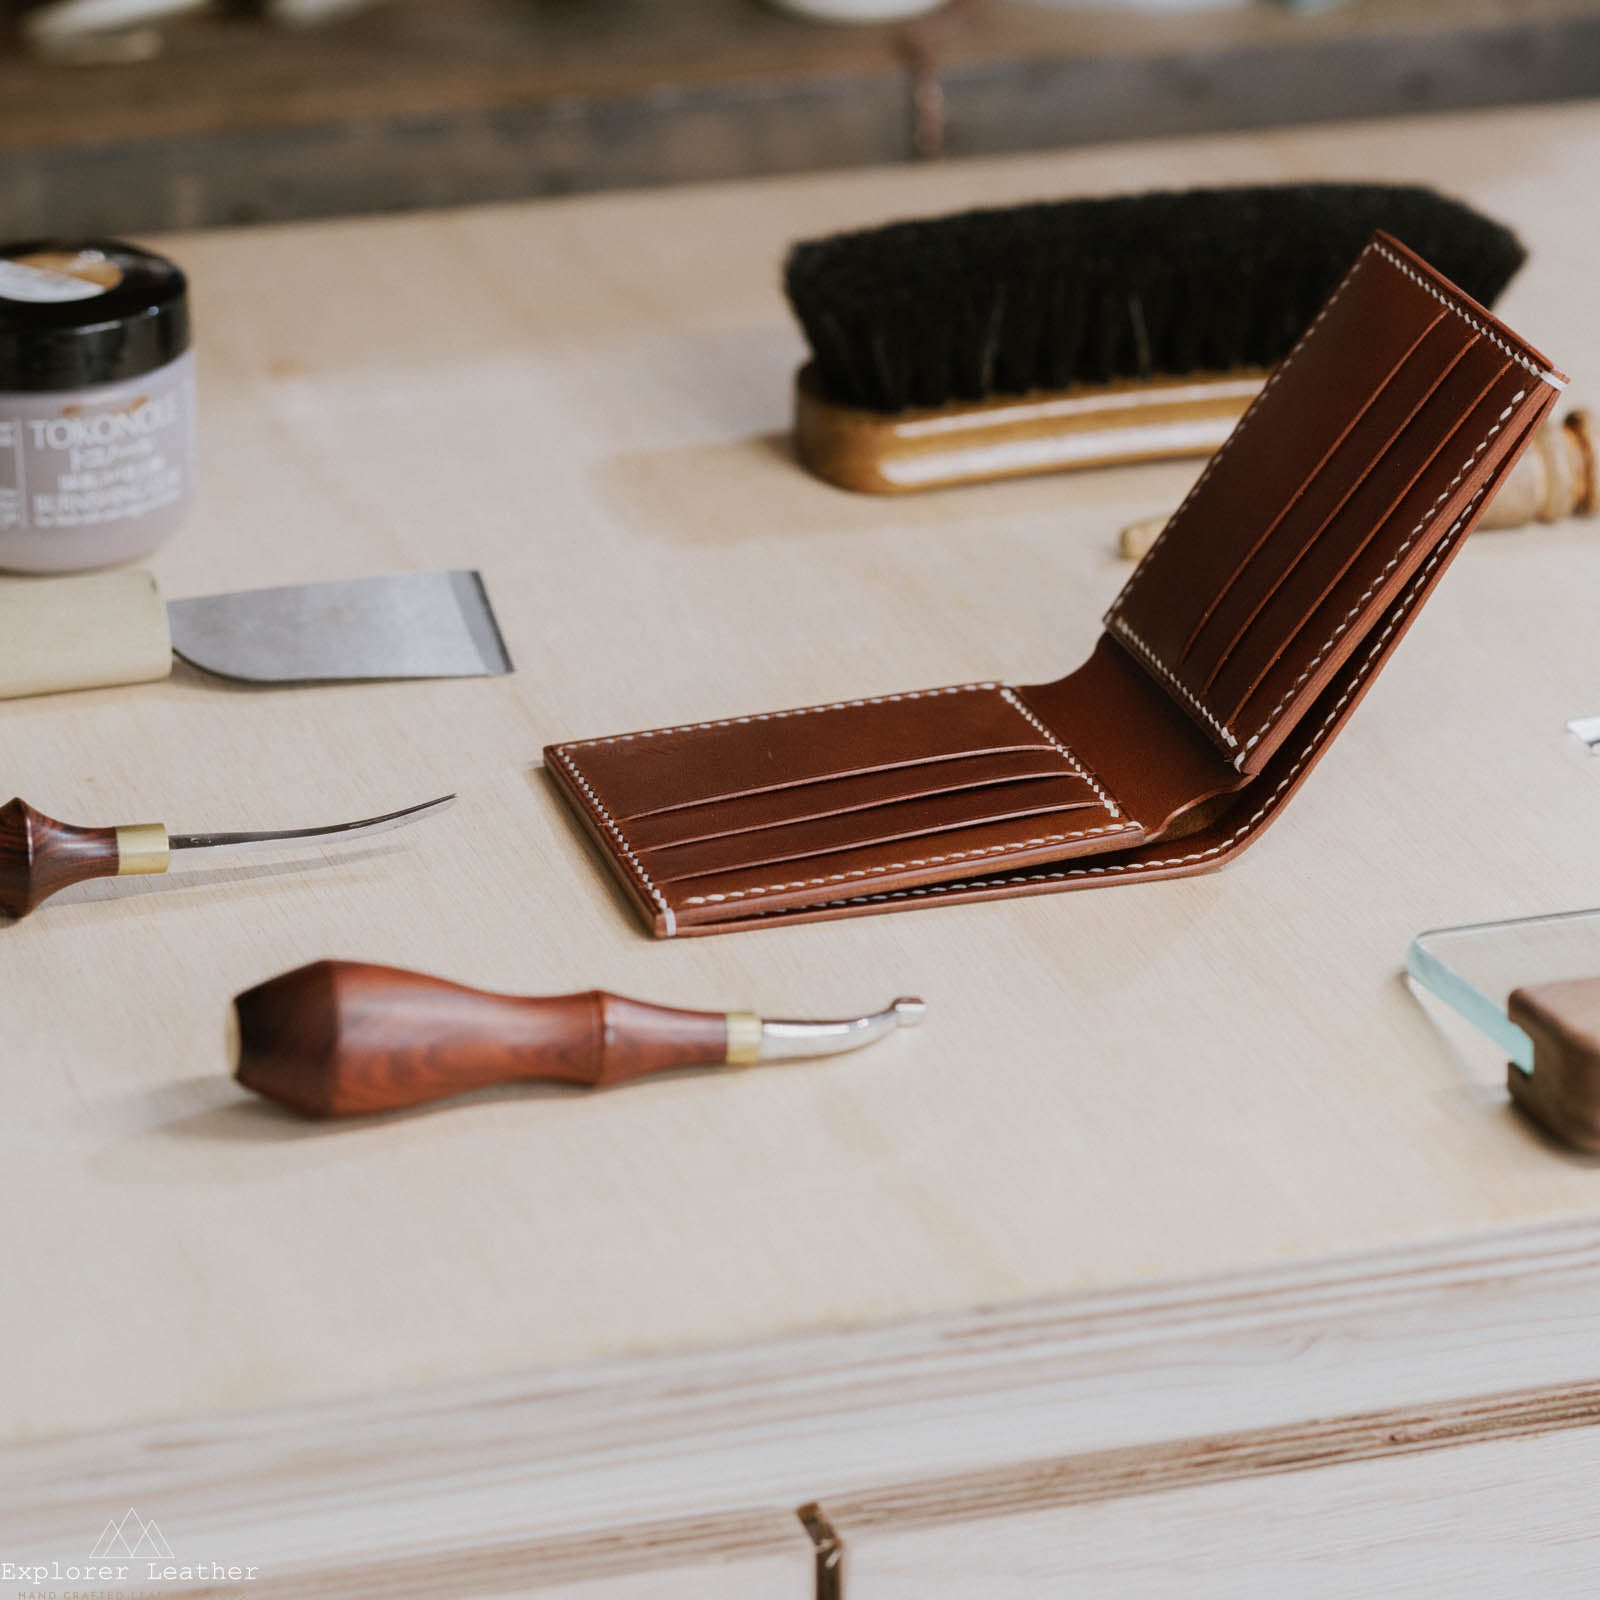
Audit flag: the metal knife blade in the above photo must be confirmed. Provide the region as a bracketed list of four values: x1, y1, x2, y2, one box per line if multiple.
[170, 793, 457, 861]
[1, 792, 458, 918]
[165, 571, 513, 684]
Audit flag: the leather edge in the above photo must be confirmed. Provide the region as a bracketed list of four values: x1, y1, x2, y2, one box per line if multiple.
[543, 746, 674, 939]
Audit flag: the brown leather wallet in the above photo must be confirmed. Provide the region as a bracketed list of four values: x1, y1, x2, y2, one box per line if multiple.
[548, 234, 1567, 938]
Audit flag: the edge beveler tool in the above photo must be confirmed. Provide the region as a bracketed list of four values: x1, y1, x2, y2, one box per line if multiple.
[232, 959, 927, 1117]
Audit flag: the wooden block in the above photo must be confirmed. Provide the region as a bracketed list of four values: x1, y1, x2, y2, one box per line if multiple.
[827, 1409, 1600, 1597]
[0, 568, 172, 698]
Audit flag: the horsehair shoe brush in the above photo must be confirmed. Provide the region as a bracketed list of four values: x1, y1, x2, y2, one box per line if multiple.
[785, 183, 1526, 493]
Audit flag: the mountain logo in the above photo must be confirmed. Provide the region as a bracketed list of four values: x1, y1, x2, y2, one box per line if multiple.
[90, 1509, 175, 1561]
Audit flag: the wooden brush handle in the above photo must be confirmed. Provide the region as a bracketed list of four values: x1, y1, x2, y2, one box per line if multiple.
[233, 960, 735, 1117]
[0, 798, 122, 919]
[1480, 409, 1596, 527]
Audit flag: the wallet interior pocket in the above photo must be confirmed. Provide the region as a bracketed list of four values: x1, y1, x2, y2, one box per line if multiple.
[558, 681, 1068, 822]
[549, 680, 1144, 928]
[625, 748, 1078, 851]
[642, 773, 1109, 883]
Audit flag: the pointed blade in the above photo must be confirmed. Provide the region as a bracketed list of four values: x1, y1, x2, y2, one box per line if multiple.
[171, 794, 456, 859]
[166, 572, 513, 684]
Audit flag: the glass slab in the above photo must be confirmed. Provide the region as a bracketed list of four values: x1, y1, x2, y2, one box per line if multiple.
[1407, 909, 1600, 1074]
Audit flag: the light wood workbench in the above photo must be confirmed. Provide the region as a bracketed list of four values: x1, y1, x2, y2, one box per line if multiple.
[5, 100, 1600, 1597]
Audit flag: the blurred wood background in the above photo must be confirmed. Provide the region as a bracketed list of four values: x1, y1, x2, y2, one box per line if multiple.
[3, 0, 1600, 234]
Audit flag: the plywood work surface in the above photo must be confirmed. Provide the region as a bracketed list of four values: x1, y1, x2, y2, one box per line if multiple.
[5, 102, 1600, 1445]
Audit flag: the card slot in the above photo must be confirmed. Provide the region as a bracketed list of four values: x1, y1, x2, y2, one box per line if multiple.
[621, 741, 1061, 826]
[628, 750, 1079, 851]
[648, 776, 1106, 885]
[562, 682, 1067, 825]
[1106, 250, 1449, 676]
[1174, 306, 1453, 668]
[1188, 319, 1478, 692]
[1212, 358, 1517, 727]
[666, 804, 1143, 912]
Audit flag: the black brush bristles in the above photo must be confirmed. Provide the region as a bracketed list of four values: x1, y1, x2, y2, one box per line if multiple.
[783, 184, 1526, 414]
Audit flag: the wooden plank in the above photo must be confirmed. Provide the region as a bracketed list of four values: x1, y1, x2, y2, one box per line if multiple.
[5, 1218, 1600, 1587]
[2, 0, 1599, 232]
[176, 1511, 821, 1599]
[822, 1383, 1600, 1531]
[2, 0, 1585, 153]
[1, 1509, 817, 1600]
[4, 100, 1600, 1464]
[830, 1415, 1600, 1596]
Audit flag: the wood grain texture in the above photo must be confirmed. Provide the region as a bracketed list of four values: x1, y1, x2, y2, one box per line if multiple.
[4, 101, 1600, 1477]
[178, 1509, 819, 1599]
[0, 797, 120, 919]
[233, 960, 730, 1116]
[834, 1421, 1600, 1598]
[6, 1219, 1600, 1591]
[790, 364, 1256, 493]
[822, 1382, 1600, 1533]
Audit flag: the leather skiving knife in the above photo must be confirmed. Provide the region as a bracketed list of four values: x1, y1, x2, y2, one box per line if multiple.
[0, 568, 512, 699]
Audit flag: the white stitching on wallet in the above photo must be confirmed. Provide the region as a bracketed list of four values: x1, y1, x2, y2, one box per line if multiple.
[1100, 236, 1547, 757]
[679, 820, 1140, 905]
[1233, 470, 1498, 766]
[556, 681, 1133, 915]
[1104, 616, 1239, 748]
[1371, 242, 1544, 378]
[1105, 245, 1370, 622]
[553, 747, 677, 936]
[564, 682, 1000, 747]
[797, 513, 1467, 918]
[997, 685, 1121, 817]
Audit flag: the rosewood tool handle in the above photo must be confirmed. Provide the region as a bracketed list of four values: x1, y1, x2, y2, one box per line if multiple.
[235, 961, 735, 1117]
[233, 960, 925, 1117]
[0, 798, 168, 918]
[0, 793, 450, 919]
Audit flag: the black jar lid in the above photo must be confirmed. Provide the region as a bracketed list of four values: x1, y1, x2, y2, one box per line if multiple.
[0, 238, 190, 394]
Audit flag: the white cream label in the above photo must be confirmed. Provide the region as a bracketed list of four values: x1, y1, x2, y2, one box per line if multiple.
[0, 352, 194, 540]
[0, 254, 120, 303]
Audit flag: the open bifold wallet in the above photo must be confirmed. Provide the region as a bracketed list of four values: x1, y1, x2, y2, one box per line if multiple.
[548, 234, 1567, 937]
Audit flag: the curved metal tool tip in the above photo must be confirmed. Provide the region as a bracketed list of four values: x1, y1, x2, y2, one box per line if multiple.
[758, 996, 928, 1061]
[171, 793, 457, 857]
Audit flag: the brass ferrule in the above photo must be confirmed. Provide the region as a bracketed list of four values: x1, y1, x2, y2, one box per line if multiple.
[724, 1011, 764, 1066]
[115, 822, 170, 877]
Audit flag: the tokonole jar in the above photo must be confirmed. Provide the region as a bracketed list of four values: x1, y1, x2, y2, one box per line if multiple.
[0, 239, 195, 573]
